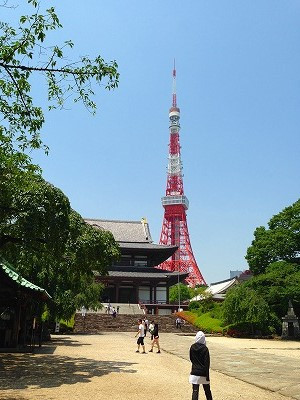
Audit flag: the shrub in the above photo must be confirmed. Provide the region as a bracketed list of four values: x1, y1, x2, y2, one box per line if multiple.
[179, 310, 224, 334]
[222, 284, 274, 333]
[188, 301, 201, 311]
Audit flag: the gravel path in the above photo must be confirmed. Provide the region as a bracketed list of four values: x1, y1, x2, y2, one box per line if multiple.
[0, 333, 297, 400]
[160, 333, 299, 400]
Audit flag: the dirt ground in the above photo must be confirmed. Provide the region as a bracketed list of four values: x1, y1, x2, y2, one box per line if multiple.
[0, 333, 296, 400]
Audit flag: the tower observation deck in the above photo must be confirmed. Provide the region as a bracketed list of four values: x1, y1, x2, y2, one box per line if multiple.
[157, 64, 206, 287]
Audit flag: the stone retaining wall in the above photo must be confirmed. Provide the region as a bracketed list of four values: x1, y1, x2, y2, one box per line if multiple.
[74, 313, 197, 334]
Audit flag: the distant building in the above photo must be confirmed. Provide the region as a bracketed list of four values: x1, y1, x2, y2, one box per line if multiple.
[230, 270, 253, 280]
[206, 277, 239, 301]
[191, 277, 239, 302]
[190, 270, 253, 302]
[230, 270, 243, 279]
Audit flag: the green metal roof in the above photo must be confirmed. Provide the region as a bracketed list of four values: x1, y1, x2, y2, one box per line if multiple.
[0, 260, 51, 299]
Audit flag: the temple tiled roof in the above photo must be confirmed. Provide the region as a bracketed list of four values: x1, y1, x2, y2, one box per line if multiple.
[0, 260, 51, 299]
[118, 242, 177, 251]
[208, 277, 238, 295]
[94, 269, 188, 280]
[191, 277, 238, 301]
[85, 217, 178, 266]
[85, 218, 152, 243]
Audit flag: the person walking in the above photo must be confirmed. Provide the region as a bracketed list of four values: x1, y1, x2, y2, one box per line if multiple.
[189, 331, 213, 400]
[81, 305, 87, 317]
[149, 322, 161, 353]
[135, 319, 146, 353]
[148, 320, 155, 340]
[144, 317, 149, 337]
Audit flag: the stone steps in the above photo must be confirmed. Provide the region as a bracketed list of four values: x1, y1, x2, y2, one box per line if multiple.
[74, 313, 197, 334]
[99, 303, 143, 315]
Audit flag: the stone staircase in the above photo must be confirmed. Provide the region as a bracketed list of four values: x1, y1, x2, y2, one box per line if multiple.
[95, 303, 143, 315]
[74, 313, 197, 334]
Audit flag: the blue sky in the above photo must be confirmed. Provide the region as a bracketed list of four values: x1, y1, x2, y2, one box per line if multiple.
[6, 1, 300, 284]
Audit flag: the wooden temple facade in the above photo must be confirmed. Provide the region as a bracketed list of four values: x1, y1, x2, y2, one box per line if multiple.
[85, 218, 188, 314]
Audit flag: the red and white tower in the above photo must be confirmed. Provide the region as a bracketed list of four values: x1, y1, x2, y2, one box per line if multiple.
[158, 64, 206, 286]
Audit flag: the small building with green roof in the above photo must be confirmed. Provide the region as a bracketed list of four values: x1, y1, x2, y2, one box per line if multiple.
[0, 260, 51, 349]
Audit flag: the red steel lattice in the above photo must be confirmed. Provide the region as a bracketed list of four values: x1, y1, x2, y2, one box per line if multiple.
[157, 65, 206, 287]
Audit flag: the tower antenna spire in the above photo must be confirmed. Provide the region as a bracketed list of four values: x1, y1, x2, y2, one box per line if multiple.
[172, 59, 177, 107]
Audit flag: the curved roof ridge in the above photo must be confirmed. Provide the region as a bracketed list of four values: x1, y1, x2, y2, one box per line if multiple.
[85, 218, 154, 243]
[0, 260, 51, 299]
[84, 218, 142, 224]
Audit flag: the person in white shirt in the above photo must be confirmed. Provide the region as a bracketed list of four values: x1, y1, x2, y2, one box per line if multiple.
[144, 318, 149, 337]
[148, 320, 155, 340]
[135, 319, 146, 353]
[81, 306, 87, 317]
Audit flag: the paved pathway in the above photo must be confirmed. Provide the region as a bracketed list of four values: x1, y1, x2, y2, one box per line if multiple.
[159, 333, 300, 400]
[0, 333, 298, 400]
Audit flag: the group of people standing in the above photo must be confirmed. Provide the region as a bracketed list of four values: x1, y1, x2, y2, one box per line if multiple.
[135, 318, 213, 400]
[135, 318, 160, 354]
[105, 303, 119, 317]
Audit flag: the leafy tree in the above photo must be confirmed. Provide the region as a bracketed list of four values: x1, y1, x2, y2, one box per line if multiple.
[1, 175, 120, 319]
[0, 170, 70, 256]
[0, 1, 121, 319]
[246, 199, 300, 275]
[245, 261, 300, 321]
[189, 285, 208, 299]
[169, 283, 191, 303]
[222, 284, 273, 333]
[39, 209, 119, 319]
[0, 0, 119, 152]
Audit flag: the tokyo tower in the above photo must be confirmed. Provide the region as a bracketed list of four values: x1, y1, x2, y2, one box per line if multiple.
[158, 63, 206, 286]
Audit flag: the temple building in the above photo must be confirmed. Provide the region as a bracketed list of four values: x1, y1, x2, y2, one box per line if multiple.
[85, 218, 188, 314]
[0, 260, 51, 348]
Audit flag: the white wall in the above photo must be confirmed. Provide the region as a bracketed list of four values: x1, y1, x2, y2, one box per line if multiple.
[158, 308, 172, 315]
[156, 287, 167, 302]
[139, 286, 150, 302]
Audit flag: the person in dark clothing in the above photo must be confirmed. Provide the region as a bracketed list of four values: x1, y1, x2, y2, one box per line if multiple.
[148, 322, 161, 353]
[189, 331, 213, 400]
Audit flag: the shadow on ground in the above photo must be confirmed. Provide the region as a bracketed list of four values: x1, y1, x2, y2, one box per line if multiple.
[0, 351, 137, 390]
[48, 336, 93, 348]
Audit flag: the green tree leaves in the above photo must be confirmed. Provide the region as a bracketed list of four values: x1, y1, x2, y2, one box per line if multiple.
[0, 174, 120, 320]
[0, 1, 120, 320]
[222, 260, 300, 334]
[0, 0, 119, 151]
[169, 283, 191, 303]
[246, 199, 300, 274]
[222, 285, 272, 333]
[246, 261, 300, 319]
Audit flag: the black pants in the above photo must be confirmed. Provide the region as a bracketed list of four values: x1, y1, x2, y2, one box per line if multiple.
[192, 384, 212, 400]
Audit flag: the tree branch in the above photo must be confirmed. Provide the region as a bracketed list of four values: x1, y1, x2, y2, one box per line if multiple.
[2, 64, 33, 120]
[1, 62, 89, 76]
[0, 233, 47, 249]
